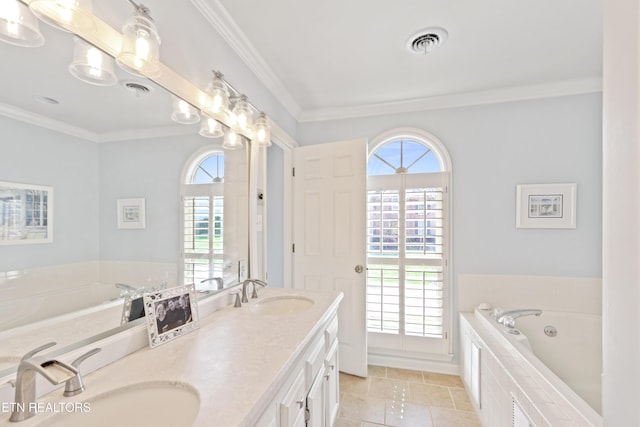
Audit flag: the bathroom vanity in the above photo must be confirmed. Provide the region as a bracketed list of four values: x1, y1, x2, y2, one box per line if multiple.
[0, 288, 343, 427]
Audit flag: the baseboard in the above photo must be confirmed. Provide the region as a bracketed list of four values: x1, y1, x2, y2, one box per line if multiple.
[367, 352, 461, 376]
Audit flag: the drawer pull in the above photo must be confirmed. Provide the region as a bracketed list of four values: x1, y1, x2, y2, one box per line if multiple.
[296, 399, 305, 409]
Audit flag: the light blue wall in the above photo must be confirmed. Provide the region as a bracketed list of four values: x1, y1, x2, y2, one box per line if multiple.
[0, 117, 100, 270]
[98, 135, 206, 263]
[296, 93, 603, 280]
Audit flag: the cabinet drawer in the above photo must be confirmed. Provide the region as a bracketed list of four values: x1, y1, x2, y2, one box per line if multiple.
[324, 316, 338, 352]
[305, 336, 326, 387]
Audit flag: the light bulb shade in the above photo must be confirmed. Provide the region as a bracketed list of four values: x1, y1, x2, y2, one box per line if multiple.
[0, 0, 44, 47]
[171, 95, 200, 124]
[68, 36, 117, 86]
[199, 117, 224, 138]
[116, 13, 161, 78]
[231, 95, 253, 133]
[205, 73, 229, 115]
[29, 0, 94, 32]
[222, 129, 243, 150]
[254, 112, 271, 146]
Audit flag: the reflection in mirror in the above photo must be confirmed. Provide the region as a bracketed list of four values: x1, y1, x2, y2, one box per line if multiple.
[0, 3, 253, 377]
[0, 181, 52, 244]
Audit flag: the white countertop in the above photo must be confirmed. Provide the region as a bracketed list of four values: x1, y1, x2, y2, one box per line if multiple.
[0, 288, 343, 427]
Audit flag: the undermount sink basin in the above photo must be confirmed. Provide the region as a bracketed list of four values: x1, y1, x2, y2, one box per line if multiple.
[37, 381, 199, 427]
[250, 295, 314, 315]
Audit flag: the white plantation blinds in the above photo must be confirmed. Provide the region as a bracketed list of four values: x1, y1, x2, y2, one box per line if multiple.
[182, 184, 224, 284]
[367, 173, 447, 340]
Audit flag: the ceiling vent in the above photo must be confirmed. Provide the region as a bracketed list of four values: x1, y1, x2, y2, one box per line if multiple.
[121, 81, 153, 97]
[406, 27, 448, 55]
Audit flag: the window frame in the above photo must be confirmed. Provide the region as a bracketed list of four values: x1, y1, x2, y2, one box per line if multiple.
[366, 127, 453, 359]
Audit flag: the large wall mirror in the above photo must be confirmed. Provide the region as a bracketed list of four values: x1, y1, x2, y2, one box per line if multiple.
[0, 1, 257, 376]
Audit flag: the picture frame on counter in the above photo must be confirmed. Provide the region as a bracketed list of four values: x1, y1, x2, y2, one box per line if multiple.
[143, 284, 199, 348]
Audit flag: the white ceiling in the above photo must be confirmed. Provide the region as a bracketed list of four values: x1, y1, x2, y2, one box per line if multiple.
[0, 0, 602, 140]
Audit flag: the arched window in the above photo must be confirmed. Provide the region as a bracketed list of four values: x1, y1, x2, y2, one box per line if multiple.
[181, 149, 226, 289]
[367, 128, 452, 358]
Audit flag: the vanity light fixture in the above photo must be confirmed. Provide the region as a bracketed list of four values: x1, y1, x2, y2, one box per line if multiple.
[254, 112, 271, 147]
[29, 0, 95, 32]
[68, 36, 117, 86]
[204, 71, 230, 116]
[116, 0, 161, 78]
[171, 95, 200, 124]
[222, 129, 243, 150]
[0, 0, 44, 47]
[199, 116, 224, 138]
[231, 94, 253, 133]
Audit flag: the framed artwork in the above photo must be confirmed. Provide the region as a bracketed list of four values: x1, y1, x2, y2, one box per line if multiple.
[0, 181, 53, 245]
[516, 183, 577, 229]
[143, 284, 199, 348]
[117, 198, 145, 229]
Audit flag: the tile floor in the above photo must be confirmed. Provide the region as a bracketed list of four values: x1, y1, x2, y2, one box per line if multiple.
[336, 366, 481, 427]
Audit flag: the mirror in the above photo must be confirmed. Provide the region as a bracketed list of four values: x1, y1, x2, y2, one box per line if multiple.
[0, 2, 251, 376]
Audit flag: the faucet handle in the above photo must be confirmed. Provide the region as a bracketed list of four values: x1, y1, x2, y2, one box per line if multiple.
[233, 291, 242, 307]
[21, 342, 57, 361]
[64, 348, 101, 397]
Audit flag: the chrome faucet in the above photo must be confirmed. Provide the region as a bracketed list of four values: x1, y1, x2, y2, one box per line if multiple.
[200, 277, 224, 289]
[10, 342, 78, 422]
[114, 283, 137, 292]
[63, 348, 101, 397]
[496, 309, 542, 326]
[241, 278, 267, 303]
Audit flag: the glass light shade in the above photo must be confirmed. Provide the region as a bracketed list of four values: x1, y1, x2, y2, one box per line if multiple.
[254, 112, 271, 146]
[231, 95, 253, 133]
[205, 73, 229, 115]
[116, 13, 161, 78]
[29, 0, 94, 31]
[222, 129, 243, 150]
[68, 37, 117, 86]
[199, 117, 224, 138]
[171, 95, 200, 124]
[0, 0, 44, 47]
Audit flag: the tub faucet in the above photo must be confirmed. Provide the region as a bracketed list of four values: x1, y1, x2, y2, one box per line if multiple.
[496, 309, 542, 326]
[241, 279, 267, 303]
[200, 277, 224, 289]
[115, 283, 137, 292]
[63, 348, 101, 397]
[10, 342, 78, 422]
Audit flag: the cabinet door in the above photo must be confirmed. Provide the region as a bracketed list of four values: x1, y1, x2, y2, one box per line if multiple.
[324, 340, 340, 426]
[306, 368, 326, 427]
[280, 370, 307, 427]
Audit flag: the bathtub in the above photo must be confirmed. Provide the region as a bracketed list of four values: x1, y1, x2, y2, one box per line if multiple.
[460, 308, 603, 427]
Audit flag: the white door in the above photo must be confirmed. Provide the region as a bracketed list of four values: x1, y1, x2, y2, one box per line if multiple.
[293, 139, 368, 377]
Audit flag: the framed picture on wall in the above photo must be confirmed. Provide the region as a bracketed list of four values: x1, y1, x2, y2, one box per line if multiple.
[0, 181, 53, 245]
[117, 198, 146, 229]
[516, 183, 577, 229]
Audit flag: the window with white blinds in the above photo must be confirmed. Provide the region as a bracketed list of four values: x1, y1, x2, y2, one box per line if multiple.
[366, 132, 451, 358]
[181, 151, 226, 287]
[182, 193, 224, 284]
[367, 185, 445, 339]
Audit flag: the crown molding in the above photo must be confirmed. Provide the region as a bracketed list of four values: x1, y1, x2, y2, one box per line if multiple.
[191, 0, 302, 119]
[0, 102, 200, 143]
[0, 102, 99, 142]
[298, 77, 603, 123]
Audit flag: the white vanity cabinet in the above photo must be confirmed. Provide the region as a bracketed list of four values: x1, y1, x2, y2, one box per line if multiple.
[254, 311, 340, 427]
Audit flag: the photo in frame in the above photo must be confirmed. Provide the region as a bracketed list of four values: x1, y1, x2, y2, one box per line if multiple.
[143, 284, 199, 348]
[516, 183, 577, 229]
[117, 198, 146, 229]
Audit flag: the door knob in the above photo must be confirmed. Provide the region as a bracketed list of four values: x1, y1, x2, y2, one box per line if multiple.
[354, 265, 364, 273]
